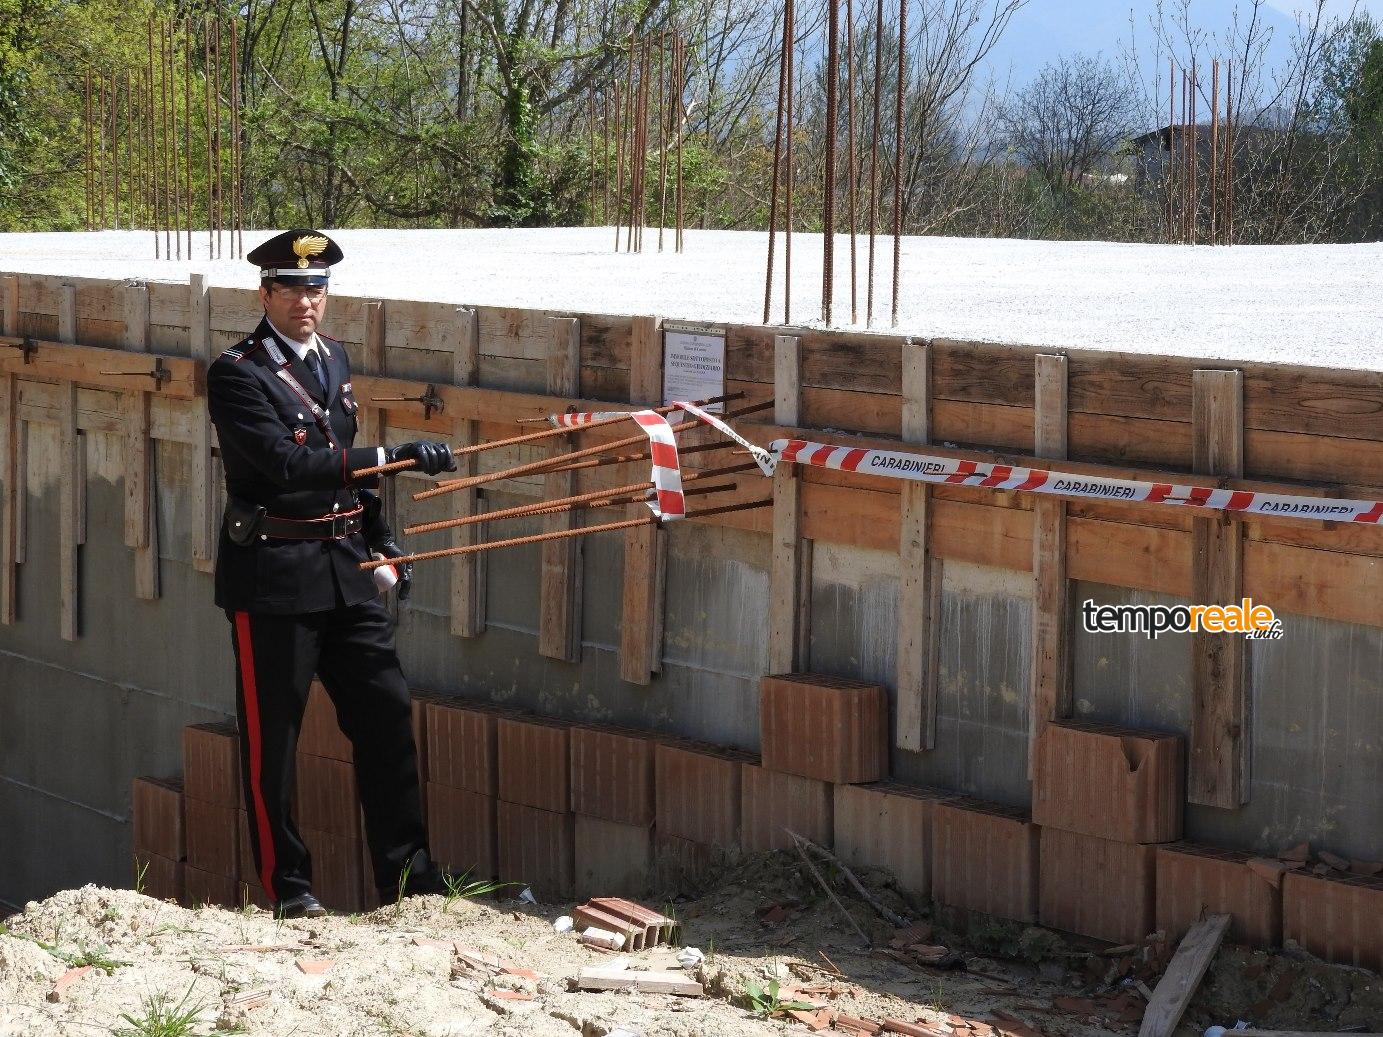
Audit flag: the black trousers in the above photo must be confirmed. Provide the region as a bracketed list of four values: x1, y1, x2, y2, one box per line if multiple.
[227, 596, 426, 903]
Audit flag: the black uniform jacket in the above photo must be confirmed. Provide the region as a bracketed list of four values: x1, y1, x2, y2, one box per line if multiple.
[208, 317, 392, 614]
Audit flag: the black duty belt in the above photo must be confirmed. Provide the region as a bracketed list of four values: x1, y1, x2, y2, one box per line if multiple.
[261, 507, 364, 540]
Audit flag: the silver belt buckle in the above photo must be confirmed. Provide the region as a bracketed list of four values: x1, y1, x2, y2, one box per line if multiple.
[330, 513, 350, 539]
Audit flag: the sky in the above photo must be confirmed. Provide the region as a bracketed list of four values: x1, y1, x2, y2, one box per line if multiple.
[1266, 0, 1383, 18]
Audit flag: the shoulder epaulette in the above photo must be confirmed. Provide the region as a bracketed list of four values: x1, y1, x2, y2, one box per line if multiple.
[220, 337, 266, 364]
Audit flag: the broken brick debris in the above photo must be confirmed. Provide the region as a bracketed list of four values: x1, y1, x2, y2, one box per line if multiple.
[1155, 842, 1282, 948]
[497, 715, 571, 813]
[574, 966, 703, 996]
[574, 814, 652, 900]
[759, 673, 889, 784]
[931, 798, 1039, 924]
[1282, 869, 1383, 972]
[45, 965, 94, 1003]
[131, 775, 184, 861]
[740, 764, 833, 853]
[1039, 827, 1156, 944]
[572, 897, 678, 950]
[428, 782, 498, 880]
[497, 799, 575, 901]
[295, 958, 334, 975]
[834, 782, 956, 898]
[654, 739, 755, 848]
[1032, 720, 1183, 845]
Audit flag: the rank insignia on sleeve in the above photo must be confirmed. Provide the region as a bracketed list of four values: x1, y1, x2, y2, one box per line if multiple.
[293, 426, 309, 445]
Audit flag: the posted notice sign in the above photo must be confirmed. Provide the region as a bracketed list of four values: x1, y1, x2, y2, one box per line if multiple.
[662, 327, 726, 412]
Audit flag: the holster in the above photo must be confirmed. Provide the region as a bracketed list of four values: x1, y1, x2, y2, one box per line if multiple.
[225, 498, 267, 546]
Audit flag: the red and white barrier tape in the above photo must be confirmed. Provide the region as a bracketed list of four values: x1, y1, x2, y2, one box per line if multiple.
[672, 401, 778, 476]
[770, 438, 1383, 524]
[549, 409, 685, 519]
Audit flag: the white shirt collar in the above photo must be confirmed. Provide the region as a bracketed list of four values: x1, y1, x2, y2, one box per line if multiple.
[265, 318, 322, 363]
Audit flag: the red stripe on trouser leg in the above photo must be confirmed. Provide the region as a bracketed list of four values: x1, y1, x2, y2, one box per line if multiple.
[234, 611, 279, 902]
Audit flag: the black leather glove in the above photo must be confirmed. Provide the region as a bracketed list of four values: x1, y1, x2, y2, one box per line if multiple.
[386, 441, 457, 477]
[374, 541, 413, 601]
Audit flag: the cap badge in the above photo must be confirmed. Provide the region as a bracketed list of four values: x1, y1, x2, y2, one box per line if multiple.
[292, 234, 329, 269]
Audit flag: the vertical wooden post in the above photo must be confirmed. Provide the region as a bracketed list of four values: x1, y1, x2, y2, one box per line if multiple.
[58, 285, 80, 641]
[768, 333, 810, 674]
[620, 314, 666, 684]
[0, 275, 18, 623]
[122, 282, 159, 599]
[357, 301, 386, 448]
[449, 306, 485, 638]
[1190, 368, 1247, 808]
[1030, 353, 1070, 770]
[896, 339, 938, 750]
[539, 316, 583, 662]
[189, 273, 216, 573]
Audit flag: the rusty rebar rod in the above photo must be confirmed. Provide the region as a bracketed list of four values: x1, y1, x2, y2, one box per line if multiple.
[183, 17, 192, 257]
[658, 32, 668, 251]
[764, 1, 789, 324]
[161, 21, 172, 258]
[784, 0, 795, 324]
[675, 34, 685, 251]
[867, 0, 883, 323]
[545, 437, 735, 477]
[214, 16, 223, 259]
[1211, 58, 1219, 245]
[412, 399, 773, 502]
[230, 14, 243, 257]
[845, 0, 859, 324]
[823, 0, 839, 325]
[1225, 58, 1234, 246]
[890, 0, 907, 326]
[613, 80, 626, 250]
[85, 69, 93, 232]
[205, 17, 214, 258]
[1166, 59, 1174, 242]
[1190, 58, 1198, 245]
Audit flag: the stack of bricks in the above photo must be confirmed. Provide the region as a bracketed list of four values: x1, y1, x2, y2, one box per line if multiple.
[749, 674, 890, 853]
[425, 697, 508, 884]
[932, 796, 1041, 924]
[182, 721, 242, 908]
[130, 776, 186, 903]
[571, 724, 660, 899]
[1284, 869, 1383, 970]
[1033, 719, 1184, 943]
[497, 714, 575, 900]
[835, 782, 956, 899]
[1155, 843, 1283, 948]
[295, 679, 371, 912]
[654, 737, 757, 886]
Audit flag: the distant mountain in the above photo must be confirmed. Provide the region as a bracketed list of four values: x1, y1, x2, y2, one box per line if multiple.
[978, 0, 1302, 125]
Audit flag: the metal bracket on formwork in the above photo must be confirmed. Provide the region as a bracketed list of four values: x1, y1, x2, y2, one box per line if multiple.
[0, 336, 39, 364]
[371, 383, 445, 421]
[100, 357, 172, 389]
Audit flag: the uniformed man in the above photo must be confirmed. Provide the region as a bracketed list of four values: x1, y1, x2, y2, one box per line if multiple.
[208, 229, 457, 918]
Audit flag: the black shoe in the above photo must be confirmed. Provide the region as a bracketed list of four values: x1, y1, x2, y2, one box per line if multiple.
[273, 892, 327, 919]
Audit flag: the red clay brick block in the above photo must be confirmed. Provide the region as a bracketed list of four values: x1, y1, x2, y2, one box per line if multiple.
[298, 679, 352, 762]
[740, 764, 833, 853]
[135, 853, 184, 904]
[427, 698, 507, 794]
[570, 725, 657, 826]
[497, 800, 574, 901]
[184, 796, 239, 877]
[834, 783, 955, 896]
[184, 866, 238, 909]
[1039, 826, 1157, 944]
[296, 753, 361, 838]
[575, 814, 653, 900]
[1283, 871, 1383, 972]
[1156, 843, 1282, 948]
[183, 722, 241, 807]
[427, 783, 497, 879]
[655, 740, 755, 847]
[411, 690, 446, 809]
[760, 673, 889, 784]
[931, 797, 1039, 923]
[132, 776, 184, 861]
[1033, 720, 1183, 844]
[301, 826, 366, 912]
[497, 716, 570, 813]
[238, 810, 256, 882]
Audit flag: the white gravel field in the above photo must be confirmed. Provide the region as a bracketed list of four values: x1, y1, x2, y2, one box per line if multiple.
[1, 227, 1379, 371]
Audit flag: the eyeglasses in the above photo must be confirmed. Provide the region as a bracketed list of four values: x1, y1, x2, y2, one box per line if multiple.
[272, 285, 328, 301]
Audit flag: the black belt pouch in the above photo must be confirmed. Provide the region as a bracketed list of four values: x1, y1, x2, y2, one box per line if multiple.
[225, 498, 267, 545]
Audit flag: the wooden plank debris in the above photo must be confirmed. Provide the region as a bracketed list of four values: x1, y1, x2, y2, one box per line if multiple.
[620, 314, 665, 684]
[1137, 913, 1231, 1037]
[1030, 352, 1070, 771]
[575, 966, 704, 996]
[896, 339, 937, 750]
[539, 316, 583, 661]
[1189, 369, 1247, 808]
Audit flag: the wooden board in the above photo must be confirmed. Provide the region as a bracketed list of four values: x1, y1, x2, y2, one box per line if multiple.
[620, 315, 665, 685]
[1189, 370, 1247, 809]
[1031, 353, 1070, 769]
[59, 379, 80, 641]
[1138, 914, 1231, 1037]
[0, 370, 16, 623]
[768, 335, 809, 674]
[449, 307, 485, 638]
[896, 339, 937, 751]
[539, 317, 583, 662]
[189, 275, 216, 573]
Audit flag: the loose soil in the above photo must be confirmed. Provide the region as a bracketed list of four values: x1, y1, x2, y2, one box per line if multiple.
[2, 852, 1379, 1036]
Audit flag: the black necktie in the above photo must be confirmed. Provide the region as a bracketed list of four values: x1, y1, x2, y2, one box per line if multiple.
[305, 348, 328, 397]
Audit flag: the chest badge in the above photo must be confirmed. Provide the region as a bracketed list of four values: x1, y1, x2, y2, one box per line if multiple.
[293, 426, 309, 445]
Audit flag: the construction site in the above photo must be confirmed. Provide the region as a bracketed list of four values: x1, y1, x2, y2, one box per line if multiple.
[2, 2, 1383, 1032]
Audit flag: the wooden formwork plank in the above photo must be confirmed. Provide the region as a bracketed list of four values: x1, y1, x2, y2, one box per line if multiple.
[1189, 369, 1247, 809]
[539, 316, 583, 662]
[1030, 353, 1070, 771]
[0, 369, 16, 624]
[768, 333, 810, 674]
[122, 283, 159, 599]
[449, 306, 485, 638]
[59, 377, 80, 641]
[189, 275, 216, 574]
[896, 339, 937, 751]
[620, 315, 665, 685]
